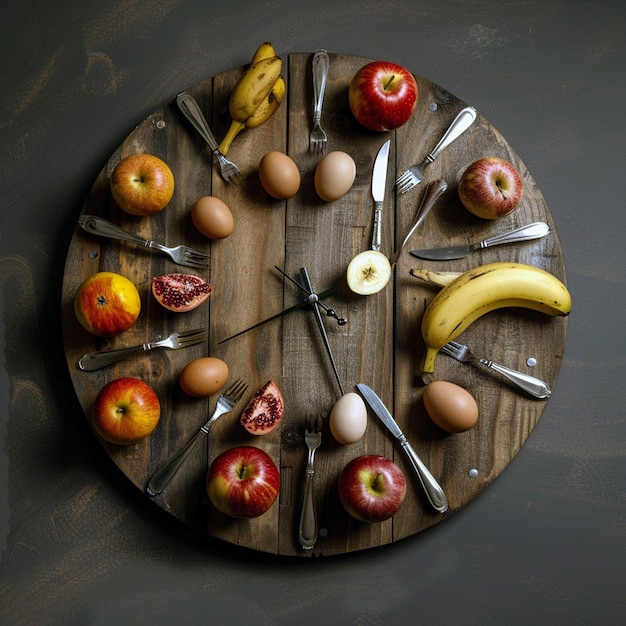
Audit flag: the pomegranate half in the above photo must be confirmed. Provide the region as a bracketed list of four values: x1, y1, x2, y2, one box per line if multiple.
[152, 273, 211, 312]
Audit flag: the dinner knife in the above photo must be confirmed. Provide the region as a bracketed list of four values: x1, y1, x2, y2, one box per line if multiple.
[409, 221, 550, 260]
[371, 139, 391, 251]
[356, 383, 448, 513]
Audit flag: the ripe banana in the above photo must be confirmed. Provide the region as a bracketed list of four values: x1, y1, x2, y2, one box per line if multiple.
[217, 44, 284, 155]
[245, 76, 285, 128]
[420, 262, 572, 373]
[219, 75, 286, 154]
[250, 41, 276, 65]
[228, 55, 282, 123]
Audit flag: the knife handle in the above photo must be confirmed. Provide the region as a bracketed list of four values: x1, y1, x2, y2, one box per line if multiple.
[480, 221, 550, 249]
[371, 200, 383, 251]
[398, 435, 448, 513]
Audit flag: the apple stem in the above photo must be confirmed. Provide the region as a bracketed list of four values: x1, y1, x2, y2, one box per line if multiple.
[383, 75, 396, 91]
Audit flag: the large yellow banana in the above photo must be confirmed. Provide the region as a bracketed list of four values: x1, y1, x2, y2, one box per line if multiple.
[420, 262, 572, 373]
[228, 55, 282, 123]
[250, 41, 276, 65]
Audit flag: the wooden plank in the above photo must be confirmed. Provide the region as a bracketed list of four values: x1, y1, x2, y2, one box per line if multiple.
[61, 52, 568, 556]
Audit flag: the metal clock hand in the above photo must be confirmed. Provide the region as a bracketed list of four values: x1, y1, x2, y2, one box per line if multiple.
[298, 267, 345, 397]
[218, 267, 345, 344]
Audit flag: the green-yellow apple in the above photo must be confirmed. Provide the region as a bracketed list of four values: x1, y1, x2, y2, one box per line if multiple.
[74, 271, 141, 337]
[110, 153, 175, 216]
[92, 377, 161, 445]
[348, 61, 418, 131]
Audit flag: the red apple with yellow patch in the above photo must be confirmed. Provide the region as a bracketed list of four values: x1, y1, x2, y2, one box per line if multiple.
[338, 454, 407, 523]
[207, 446, 280, 518]
[110, 153, 175, 216]
[458, 157, 523, 219]
[92, 377, 161, 445]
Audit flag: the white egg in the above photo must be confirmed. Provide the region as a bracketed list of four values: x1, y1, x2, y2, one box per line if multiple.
[329, 392, 368, 444]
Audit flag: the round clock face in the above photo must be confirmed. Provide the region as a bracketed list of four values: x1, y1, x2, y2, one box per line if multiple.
[62, 52, 567, 557]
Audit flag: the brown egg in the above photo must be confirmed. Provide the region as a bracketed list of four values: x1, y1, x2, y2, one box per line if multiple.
[314, 151, 356, 201]
[191, 196, 234, 239]
[258, 151, 301, 199]
[423, 380, 479, 433]
[179, 357, 229, 398]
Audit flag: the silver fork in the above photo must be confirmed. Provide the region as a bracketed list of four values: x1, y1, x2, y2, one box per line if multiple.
[176, 92, 243, 186]
[78, 215, 210, 269]
[396, 106, 477, 194]
[147, 379, 248, 496]
[309, 49, 329, 156]
[298, 415, 323, 550]
[78, 328, 208, 371]
[441, 340, 552, 399]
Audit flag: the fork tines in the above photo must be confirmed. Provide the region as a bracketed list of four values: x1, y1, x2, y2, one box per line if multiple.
[306, 414, 323, 433]
[181, 248, 211, 269]
[223, 378, 248, 404]
[395, 169, 420, 194]
[309, 126, 328, 156]
[214, 152, 243, 186]
[177, 327, 208, 344]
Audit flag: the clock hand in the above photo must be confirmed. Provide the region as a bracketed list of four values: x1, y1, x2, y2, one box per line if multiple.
[274, 266, 346, 325]
[299, 267, 345, 397]
[217, 280, 341, 344]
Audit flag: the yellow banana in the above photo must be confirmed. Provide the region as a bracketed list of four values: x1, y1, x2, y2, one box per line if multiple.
[409, 268, 462, 288]
[228, 55, 282, 123]
[420, 262, 572, 373]
[250, 41, 276, 65]
[218, 121, 245, 156]
[218, 73, 285, 155]
[245, 75, 285, 128]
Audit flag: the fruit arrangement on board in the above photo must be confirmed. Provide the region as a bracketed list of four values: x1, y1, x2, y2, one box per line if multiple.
[64, 42, 571, 554]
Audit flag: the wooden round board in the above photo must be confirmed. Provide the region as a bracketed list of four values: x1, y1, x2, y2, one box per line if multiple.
[61, 53, 568, 557]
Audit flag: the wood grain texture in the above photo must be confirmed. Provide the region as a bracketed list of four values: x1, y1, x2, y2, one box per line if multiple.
[61, 53, 567, 556]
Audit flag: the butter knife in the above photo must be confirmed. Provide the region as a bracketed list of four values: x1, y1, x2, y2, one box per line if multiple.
[356, 383, 448, 513]
[410, 221, 550, 261]
[371, 139, 391, 251]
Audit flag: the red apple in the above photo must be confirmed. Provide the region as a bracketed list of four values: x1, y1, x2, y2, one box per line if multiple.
[74, 271, 141, 337]
[92, 377, 161, 445]
[110, 153, 175, 216]
[338, 454, 407, 523]
[458, 157, 523, 219]
[207, 446, 280, 519]
[348, 61, 418, 132]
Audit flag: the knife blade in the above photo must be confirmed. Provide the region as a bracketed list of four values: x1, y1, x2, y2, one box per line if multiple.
[410, 221, 550, 261]
[370, 139, 391, 251]
[356, 383, 448, 513]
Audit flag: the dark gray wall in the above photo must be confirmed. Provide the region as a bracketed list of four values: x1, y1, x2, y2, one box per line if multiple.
[1, 1, 624, 623]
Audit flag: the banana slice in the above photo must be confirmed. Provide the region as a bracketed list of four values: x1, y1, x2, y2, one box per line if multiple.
[346, 250, 392, 295]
